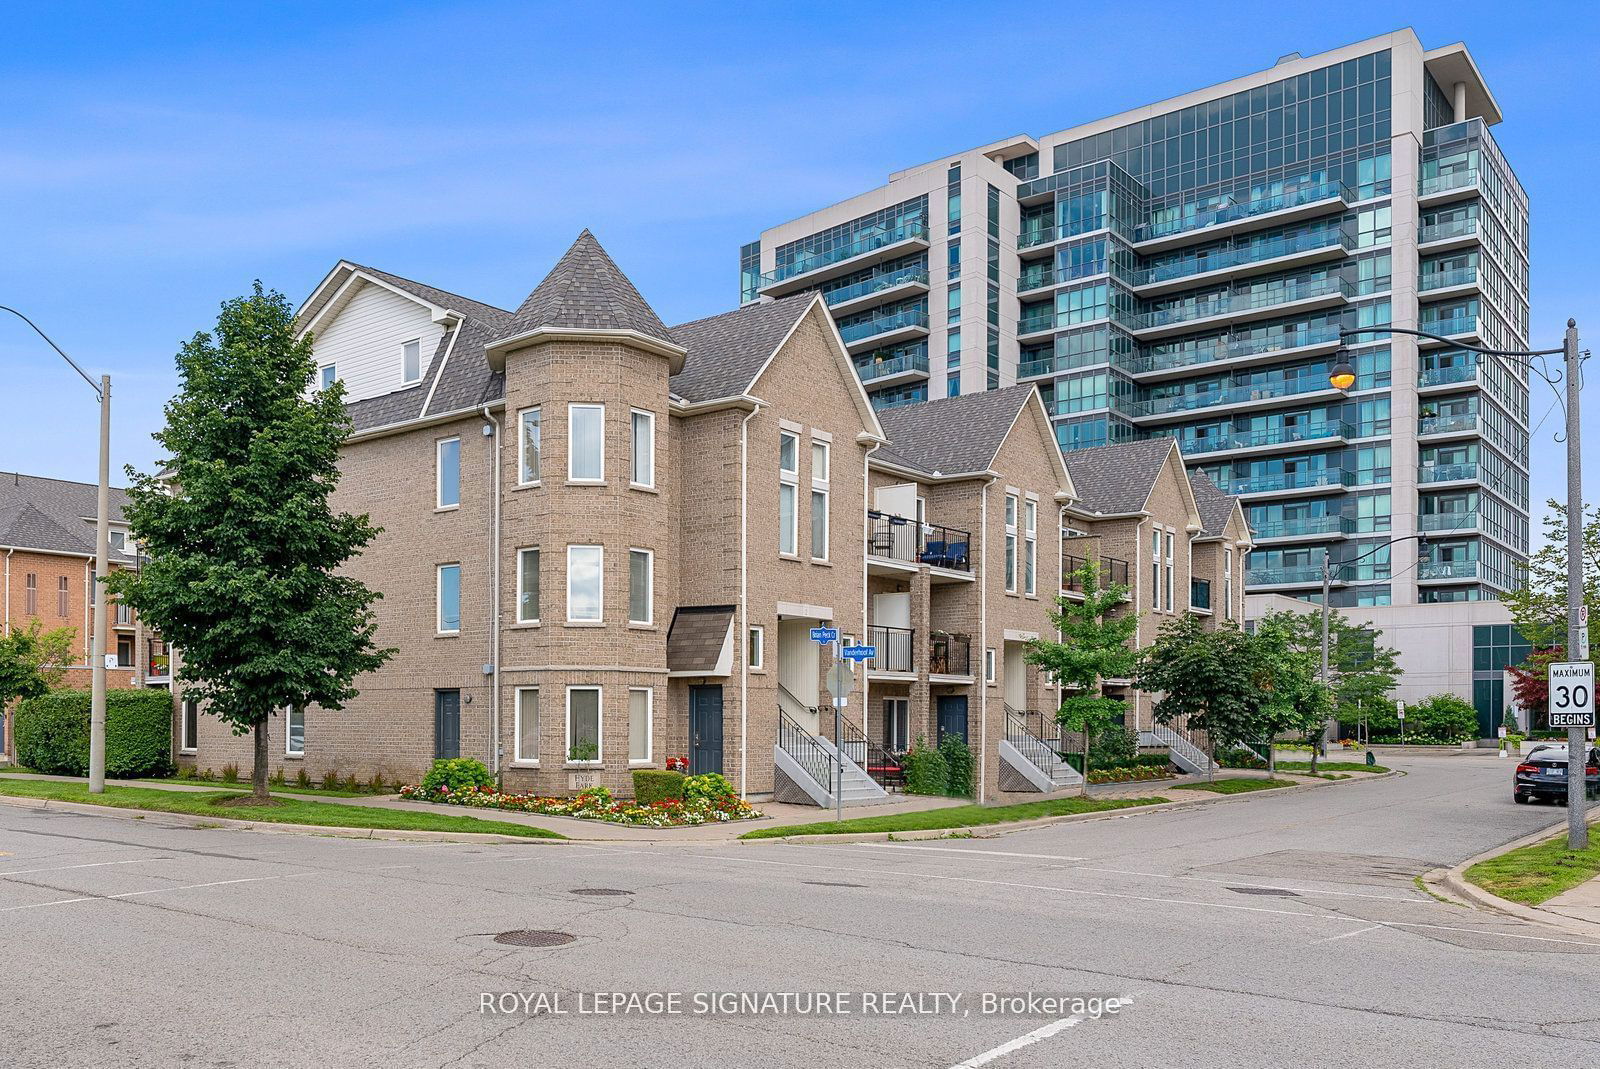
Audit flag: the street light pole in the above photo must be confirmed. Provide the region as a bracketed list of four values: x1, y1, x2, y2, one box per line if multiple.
[1, 305, 112, 794]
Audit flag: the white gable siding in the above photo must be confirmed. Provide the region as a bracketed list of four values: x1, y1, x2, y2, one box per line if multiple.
[309, 281, 446, 405]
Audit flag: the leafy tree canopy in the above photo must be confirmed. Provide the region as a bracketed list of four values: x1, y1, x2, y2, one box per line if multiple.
[0, 620, 76, 709]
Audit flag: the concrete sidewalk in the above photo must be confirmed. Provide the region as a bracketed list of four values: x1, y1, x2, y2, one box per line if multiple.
[1543, 874, 1600, 926]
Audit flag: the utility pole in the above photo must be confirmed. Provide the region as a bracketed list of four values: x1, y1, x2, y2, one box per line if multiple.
[90, 375, 110, 793]
[1563, 320, 1587, 850]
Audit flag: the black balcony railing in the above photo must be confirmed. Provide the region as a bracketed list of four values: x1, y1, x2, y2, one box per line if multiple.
[1190, 578, 1212, 611]
[867, 510, 972, 572]
[929, 631, 971, 676]
[868, 625, 914, 673]
[1061, 553, 1131, 593]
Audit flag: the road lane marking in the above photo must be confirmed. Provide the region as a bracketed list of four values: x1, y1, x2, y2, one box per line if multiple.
[856, 843, 1416, 902]
[0, 871, 314, 913]
[680, 852, 1600, 948]
[0, 858, 172, 878]
[950, 1012, 1090, 1068]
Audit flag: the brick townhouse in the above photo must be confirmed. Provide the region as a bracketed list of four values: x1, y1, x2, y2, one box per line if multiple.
[1, 473, 171, 757]
[178, 231, 1247, 802]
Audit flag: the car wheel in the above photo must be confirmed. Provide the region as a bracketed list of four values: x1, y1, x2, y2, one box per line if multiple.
[1514, 793, 1530, 804]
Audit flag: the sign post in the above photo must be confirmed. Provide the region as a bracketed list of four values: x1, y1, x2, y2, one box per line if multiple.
[1396, 700, 1406, 746]
[814, 627, 848, 822]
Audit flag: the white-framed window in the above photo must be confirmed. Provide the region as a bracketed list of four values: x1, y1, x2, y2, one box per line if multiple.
[628, 548, 653, 625]
[436, 437, 461, 509]
[1164, 531, 1175, 612]
[109, 529, 127, 553]
[630, 409, 655, 489]
[884, 697, 910, 752]
[1151, 528, 1161, 611]
[748, 626, 764, 670]
[568, 403, 605, 482]
[779, 430, 799, 555]
[320, 364, 336, 390]
[628, 688, 652, 765]
[1023, 498, 1037, 596]
[401, 339, 422, 384]
[516, 547, 540, 624]
[436, 563, 461, 634]
[1224, 547, 1234, 620]
[518, 407, 542, 485]
[285, 707, 305, 756]
[180, 699, 198, 753]
[514, 687, 539, 765]
[810, 440, 830, 561]
[566, 686, 602, 764]
[566, 545, 603, 623]
[1004, 494, 1018, 593]
[984, 647, 997, 684]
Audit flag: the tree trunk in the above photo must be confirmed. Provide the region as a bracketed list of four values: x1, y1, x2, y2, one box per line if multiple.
[1080, 727, 1092, 798]
[250, 718, 271, 802]
[1309, 731, 1320, 776]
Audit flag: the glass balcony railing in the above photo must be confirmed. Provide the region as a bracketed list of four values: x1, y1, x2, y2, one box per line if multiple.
[1018, 224, 1063, 249]
[1018, 266, 1057, 292]
[1250, 514, 1355, 539]
[838, 307, 929, 344]
[1130, 230, 1353, 287]
[1419, 266, 1478, 292]
[1418, 217, 1478, 244]
[1419, 462, 1478, 483]
[1419, 512, 1479, 533]
[1128, 323, 1344, 375]
[1232, 468, 1353, 494]
[1419, 170, 1479, 196]
[1130, 276, 1351, 330]
[1018, 312, 1055, 335]
[824, 267, 929, 307]
[1135, 180, 1351, 243]
[855, 350, 930, 382]
[1126, 372, 1336, 418]
[1419, 413, 1477, 435]
[1246, 566, 1324, 586]
[1419, 364, 1477, 387]
[1231, 420, 1353, 449]
[1420, 314, 1477, 338]
[762, 219, 929, 286]
[1419, 559, 1479, 580]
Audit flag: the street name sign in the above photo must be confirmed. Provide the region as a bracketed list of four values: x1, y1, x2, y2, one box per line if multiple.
[810, 627, 839, 644]
[1549, 662, 1596, 729]
[841, 645, 877, 661]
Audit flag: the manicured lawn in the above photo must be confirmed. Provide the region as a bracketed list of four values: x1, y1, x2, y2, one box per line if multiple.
[739, 795, 1166, 839]
[0, 779, 563, 839]
[1276, 761, 1390, 774]
[1465, 834, 1600, 905]
[0, 767, 373, 798]
[1171, 777, 1295, 794]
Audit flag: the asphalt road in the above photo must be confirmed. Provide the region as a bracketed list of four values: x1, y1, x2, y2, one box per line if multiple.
[2, 751, 1597, 1069]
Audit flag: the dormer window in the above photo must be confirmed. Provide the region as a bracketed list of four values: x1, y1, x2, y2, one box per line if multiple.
[320, 364, 337, 391]
[402, 339, 422, 385]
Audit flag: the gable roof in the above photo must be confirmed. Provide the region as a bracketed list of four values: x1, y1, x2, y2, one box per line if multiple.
[0, 473, 136, 562]
[873, 386, 1042, 478]
[510, 230, 674, 345]
[1061, 438, 1184, 516]
[1189, 469, 1243, 539]
[668, 293, 816, 404]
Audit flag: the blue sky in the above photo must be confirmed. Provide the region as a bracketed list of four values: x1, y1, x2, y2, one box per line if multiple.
[2, 1, 1596, 525]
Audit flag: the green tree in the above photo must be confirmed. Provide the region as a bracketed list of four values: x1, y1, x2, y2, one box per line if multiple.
[1251, 614, 1336, 773]
[0, 620, 77, 710]
[106, 284, 394, 803]
[1501, 499, 1600, 649]
[1136, 615, 1267, 779]
[1258, 608, 1399, 744]
[1025, 558, 1137, 795]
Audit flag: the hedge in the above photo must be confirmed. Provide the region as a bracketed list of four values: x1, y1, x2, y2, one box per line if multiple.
[632, 769, 686, 806]
[14, 689, 175, 778]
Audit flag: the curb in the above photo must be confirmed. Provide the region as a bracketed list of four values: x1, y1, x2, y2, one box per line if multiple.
[1427, 812, 1600, 940]
[0, 793, 568, 845]
[739, 768, 1400, 845]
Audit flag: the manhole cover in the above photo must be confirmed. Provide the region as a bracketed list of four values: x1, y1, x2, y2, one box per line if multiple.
[804, 880, 867, 888]
[494, 930, 576, 947]
[570, 888, 634, 897]
[1228, 886, 1300, 897]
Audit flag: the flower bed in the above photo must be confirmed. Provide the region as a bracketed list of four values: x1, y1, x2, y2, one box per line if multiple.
[1087, 764, 1175, 784]
[398, 783, 762, 827]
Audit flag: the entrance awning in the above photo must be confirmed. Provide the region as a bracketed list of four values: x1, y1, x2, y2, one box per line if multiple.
[667, 605, 735, 677]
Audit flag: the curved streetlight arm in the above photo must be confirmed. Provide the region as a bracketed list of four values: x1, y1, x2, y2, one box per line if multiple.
[0, 304, 103, 399]
[1338, 325, 1563, 360]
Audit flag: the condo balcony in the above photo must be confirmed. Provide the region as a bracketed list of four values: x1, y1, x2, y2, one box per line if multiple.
[1418, 364, 1479, 389]
[1127, 276, 1351, 338]
[1125, 323, 1344, 378]
[1131, 180, 1353, 252]
[1249, 514, 1356, 541]
[838, 306, 930, 350]
[1418, 313, 1478, 342]
[865, 510, 973, 578]
[759, 219, 931, 296]
[1418, 413, 1477, 437]
[1417, 217, 1479, 251]
[823, 266, 930, 316]
[1128, 229, 1354, 295]
[1060, 552, 1131, 596]
[1017, 265, 1058, 293]
[1245, 565, 1326, 587]
[1419, 461, 1478, 484]
[1419, 559, 1479, 581]
[1418, 169, 1480, 204]
[854, 349, 930, 388]
[1418, 266, 1479, 295]
[1124, 370, 1341, 420]
[1231, 468, 1353, 496]
[867, 624, 915, 675]
[1418, 512, 1480, 534]
[929, 631, 972, 677]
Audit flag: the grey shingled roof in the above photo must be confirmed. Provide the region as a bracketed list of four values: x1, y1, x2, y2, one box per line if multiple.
[349, 263, 516, 328]
[668, 294, 816, 404]
[1189, 469, 1241, 538]
[1061, 438, 1178, 515]
[666, 606, 735, 674]
[511, 230, 674, 344]
[0, 473, 136, 562]
[873, 386, 1037, 476]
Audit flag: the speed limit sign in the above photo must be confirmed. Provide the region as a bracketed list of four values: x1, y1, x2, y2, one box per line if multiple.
[1548, 662, 1596, 729]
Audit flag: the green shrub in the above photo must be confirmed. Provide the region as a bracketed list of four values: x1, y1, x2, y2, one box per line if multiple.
[341, 772, 360, 793]
[633, 769, 686, 806]
[1088, 726, 1139, 768]
[220, 763, 239, 783]
[295, 767, 311, 789]
[903, 737, 949, 795]
[321, 769, 340, 791]
[1367, 693, 1478, 743]
[939, 733, 974, 797]
[369, 772, 387, 793]
[1217, 745, 1267, 769]
[270, 768, 286, 786]
[419, 757, 494, 794]
[682, 772, 735, 804]
[13, 688, 176, 778]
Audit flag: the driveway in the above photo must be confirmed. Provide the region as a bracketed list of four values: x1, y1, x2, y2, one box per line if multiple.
[1, 750, 1594, 1068]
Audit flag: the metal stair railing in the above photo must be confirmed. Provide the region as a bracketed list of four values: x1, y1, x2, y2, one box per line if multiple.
[777, 681, 818, 723]
[778, 709, 837, 794]
[837, 713, 904, 790]
[1005, 705, 1064, 779]
[1149, 722, 1213, 770]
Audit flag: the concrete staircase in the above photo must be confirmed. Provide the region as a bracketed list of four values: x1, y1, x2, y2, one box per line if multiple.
[1139, 723, 1218, 775]
[1000, 706, 1084, 792]
[773, 710, 889, 808]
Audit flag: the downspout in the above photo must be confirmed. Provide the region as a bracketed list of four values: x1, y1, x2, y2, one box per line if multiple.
[1133, 517, 1146, 734]
[482, 406, 502, 781]
[978, 476, 996, 802]
[3, 547, 12, 634]
[738, 402, 764, 799]
[861, 441, 879, 743]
